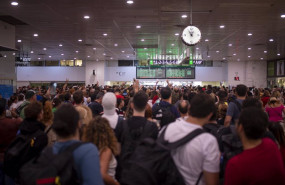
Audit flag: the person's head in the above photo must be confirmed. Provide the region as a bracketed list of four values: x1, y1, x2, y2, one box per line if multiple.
[73, 90, 84, 104]
[242, 97, 262, 109]
[268, 97, 280, 106]
[178, 100, 189, 116]
[160, 87, 172, 100]
[53, 104, 80, 139]
[132, 90, 148, 113]
[43, 101, 53, 125]
[24, 101, 43, 121]
[116, 98, 124, 109]
[268, 122, 285, 147]
[263, 90, 270, 97]
[64, 93, 71, 101]
[235, 84, 247, 97]
[96, 92, 104, 104]
[187, 92, 197, 103]
[237, 107, 268, 140]
[83, 116, 118, 155]
[25, 90, 36, 102]
[217, 90, 228, 102]
[52, 98, 61, 108]
[115, 89, 121, 94]
[188, 94, 215, 123]
[102, 92, 117, 115]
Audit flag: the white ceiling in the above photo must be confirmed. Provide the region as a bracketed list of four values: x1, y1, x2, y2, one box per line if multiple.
[0, 0, 285, 62]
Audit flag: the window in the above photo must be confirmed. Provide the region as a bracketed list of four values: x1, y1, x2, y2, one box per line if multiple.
[74, 60, 83, 66]
[60, 60, 74, 66]
[45, 61, 59, 66]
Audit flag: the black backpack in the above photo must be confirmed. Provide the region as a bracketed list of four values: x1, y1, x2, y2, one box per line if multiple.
[4, 129, 47, 179]
[120, 125, 204, 185]
[152, 103, 176, 128]
[19, 142, 84, 185]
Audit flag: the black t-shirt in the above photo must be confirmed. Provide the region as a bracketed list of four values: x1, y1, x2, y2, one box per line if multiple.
[88, 101, 103, 117]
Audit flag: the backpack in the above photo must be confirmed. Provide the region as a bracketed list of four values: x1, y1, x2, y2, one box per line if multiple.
[16, 101, 29, 115]
[120, 125, 205, 185]
[3, 129, 47, 179]
[19, 142, 84, 185]
[152, 103, 176, 128]
[217, 125, 243, 178]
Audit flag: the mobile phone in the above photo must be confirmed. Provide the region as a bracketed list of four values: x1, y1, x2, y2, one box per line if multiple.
[49, 82, 57, 95]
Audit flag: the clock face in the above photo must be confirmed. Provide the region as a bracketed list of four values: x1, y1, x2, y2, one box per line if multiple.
[181, 26, 202, 46]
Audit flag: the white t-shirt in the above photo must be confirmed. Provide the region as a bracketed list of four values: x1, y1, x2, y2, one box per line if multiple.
[163, 118, 220, 185]
[102, 114, 119, 129]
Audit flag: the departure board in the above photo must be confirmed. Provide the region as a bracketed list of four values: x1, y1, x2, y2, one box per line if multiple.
[166, 66, 195, 79]
[136, 66, 195, 79]
[136, 66, 166, 79]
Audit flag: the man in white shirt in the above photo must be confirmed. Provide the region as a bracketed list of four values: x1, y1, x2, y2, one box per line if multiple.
[163, 93, 220, 185]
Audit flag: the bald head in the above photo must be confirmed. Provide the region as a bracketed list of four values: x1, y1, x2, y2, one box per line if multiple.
[178, 100, 189, 117]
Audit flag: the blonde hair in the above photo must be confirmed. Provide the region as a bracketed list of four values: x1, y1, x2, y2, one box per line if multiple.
[43, 101, 53, 126]
[82, 117, 119, 155]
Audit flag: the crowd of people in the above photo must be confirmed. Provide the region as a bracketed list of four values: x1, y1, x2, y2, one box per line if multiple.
[0, 79, 285, 185]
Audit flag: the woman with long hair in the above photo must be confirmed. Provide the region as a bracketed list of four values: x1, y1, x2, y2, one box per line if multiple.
[42, 101, 57, 146]
[265, 97, 285, 122]
[83, 117, 120, 185]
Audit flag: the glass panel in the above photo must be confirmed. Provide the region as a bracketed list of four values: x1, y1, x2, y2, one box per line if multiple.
[74, 60, 83, 66]
[45, 61, 59, 66]
[60, 60, 74, 66]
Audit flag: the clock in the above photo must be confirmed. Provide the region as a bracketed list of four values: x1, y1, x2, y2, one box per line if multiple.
[181, 26, 202, 46]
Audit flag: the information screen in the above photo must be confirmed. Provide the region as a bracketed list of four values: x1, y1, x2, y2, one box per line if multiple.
[166, 66, 195, 79]
[136, 66, 166, 79]
[136, 66, 195, 79]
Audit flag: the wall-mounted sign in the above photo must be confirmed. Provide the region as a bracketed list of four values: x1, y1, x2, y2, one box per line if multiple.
[149, 59, 178, 65]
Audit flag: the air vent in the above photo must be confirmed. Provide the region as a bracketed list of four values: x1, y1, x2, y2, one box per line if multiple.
[0, 15, 28, 25]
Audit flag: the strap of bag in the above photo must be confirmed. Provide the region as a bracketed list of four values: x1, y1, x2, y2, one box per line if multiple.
[159, 125, 205, 150]
[45, 126, 52, 134]
[195, 172, 203, 185]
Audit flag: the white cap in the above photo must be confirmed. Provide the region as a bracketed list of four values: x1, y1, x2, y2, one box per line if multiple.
[102, 92, 116, 115]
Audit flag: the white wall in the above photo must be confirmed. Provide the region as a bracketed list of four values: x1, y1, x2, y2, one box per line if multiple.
[227, 61, 267, 88]
[0, 20, 15, 49]
[85, 61, 105, 86]
[17, 67, 85, 82]
[105, 67, 136, 82]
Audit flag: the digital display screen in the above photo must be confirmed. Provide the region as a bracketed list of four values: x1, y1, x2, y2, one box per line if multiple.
[136, 66, 195, 79]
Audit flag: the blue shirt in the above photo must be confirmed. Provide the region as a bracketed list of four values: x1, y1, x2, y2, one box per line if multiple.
[226, 99, 244, 125]
[53, 140, 104, 185]
[152, 100, 180, 118]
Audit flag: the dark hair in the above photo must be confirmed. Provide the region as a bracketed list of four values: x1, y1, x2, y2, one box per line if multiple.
[53, 104, 79, 138]
[18, 94, 24, 101]
[64, 93, 71, 101]
[133, 90, 148, 112]
[160, 87, 172, 100]
[242, 97, 262, 109]
[52, 98, 61, 108]
[117, 98, 123, 108]
[217, 91, 228, 101]
[96, 92, 104, 100]
[24, 102, 43, 120]
[268, 122, 285, 146]
[187, 92, 196, 103]
[73, 90, 84, 104]
[178, 100, 189, 114]
[189, 94, 215, 118]
[0, 99, 6, 115]
[238, 107, 268, 140]
[236, 84, 247, 97]
[90, 92, 98, 102]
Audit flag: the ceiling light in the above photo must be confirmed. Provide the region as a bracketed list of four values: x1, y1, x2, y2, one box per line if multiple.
[110, 57, 113, 60]
[248, 33, 253, 36]
[175, 33, 179, 36]
[30, 51, 34, 54]
[196, 48, 199, 50]
[127, 56, 129, 58]
[205, 39, 209, 42]
[114, 43, 118, 47]
[233, 53, 237, 56]
[223, 58, 226, 60]
[84, 15, 90, 19]
[248, 56, 251, 58]
[228, 44, 232, 47]
[181, 15, 187, 18]
[59, 44, 63, 47]
[171, 43, 175, 46]
[248, 48, 251, 50]
[264, 51, 267, 53]
[281, 14, 285, 18]
[122, 51, 125, 53]
[136, 25, 141, 29]
[33, 33, 38, 37]
[87, 56, 90, 58]
[127, 0, 134, 4]
[220, 25, 225, 29]
[144, 48, 147, 50]
[74, 58, 77, 60]
[49, 56, 51, 58]
[43, 48, 47, 51]
[78, 39, 83, 42]
[61, 54, 64, 56]
[207, 56, 210, 58]
[38, 58, 41, 60]
[169, 51, 172, 53]
[277, 53, 281, 56]
[12, 53, 15, 55]
[11, 2, 18, 6]
[237, 59, 240, 61]
[260, 58, 264, 60]
[17, 40, 21, 43]
[269, 39, 274, 42]
[76, 50, 79, 53]
[103, 53, 106, 55]
[103, 33, 108, 36]
[216, 51, 220, 53]
[141, 39, 145, 42]
[93, 48, 96, 50]
[4, 55, 6, 58]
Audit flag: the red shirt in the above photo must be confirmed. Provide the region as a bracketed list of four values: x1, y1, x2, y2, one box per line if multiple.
[116, 94, 124, 100]
[261, 96, 270, 107]
[224, 138, 285, 185]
